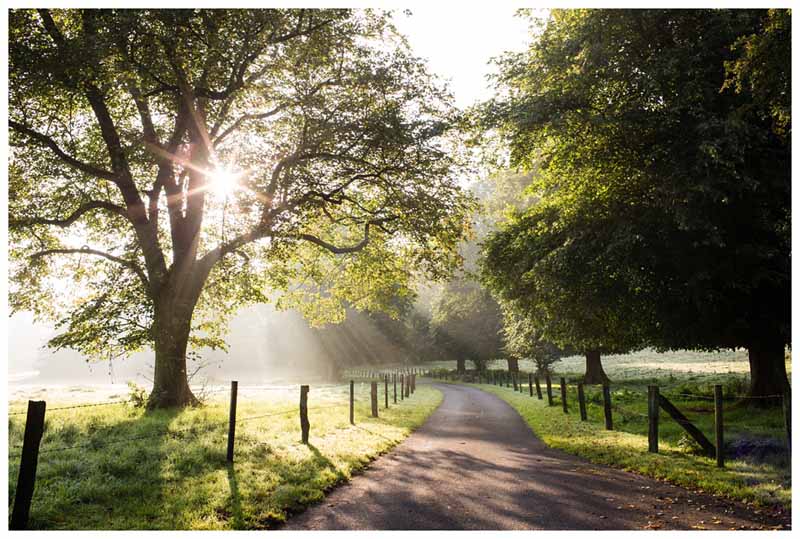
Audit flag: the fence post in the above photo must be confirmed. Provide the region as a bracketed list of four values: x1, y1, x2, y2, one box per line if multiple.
[393, 373, 397, 404]
[602, 384, 613, 430]
[545, 375, 554, 406]
[405, 375, 410, 398]
[385, 375, 389, 409]
[529, 373, 534, 397]
[648, 385, 659, 453]
[401, 375, 405, 400]
[513, 374, 518, 391]
[226, 381, 238, 462]
[534, 375, 542, 399]
[783, 388, 792, 454]
[371, 382, 378, 418]
[577, 384, 587, 421]
[714, 384, 724, 467]
[349, 380, 355, 425]
[560, 378, 568, 413]
[10, 400, 46, 530]
[300, 385, 310, 444]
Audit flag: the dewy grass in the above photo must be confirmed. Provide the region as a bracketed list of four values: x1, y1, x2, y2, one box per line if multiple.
[450, 379, 790, 510]
[8, 383, 442, 530]
[416, 347, 791, 384]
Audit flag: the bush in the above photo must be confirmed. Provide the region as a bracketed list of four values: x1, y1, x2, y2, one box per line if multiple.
[127, 382, 148, 408]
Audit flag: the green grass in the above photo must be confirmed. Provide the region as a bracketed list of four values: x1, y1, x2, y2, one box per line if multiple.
[444, 376, 790, 510]
[8, 382, 442, 530]
[414, 347, 791, 386]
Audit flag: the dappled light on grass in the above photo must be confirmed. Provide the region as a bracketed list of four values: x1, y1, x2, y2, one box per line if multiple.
[7, 384, 442, 529]
[453, 381, 790, 509]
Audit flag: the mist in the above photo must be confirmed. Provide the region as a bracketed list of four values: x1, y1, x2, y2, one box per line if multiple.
[8, 303, 415, 389]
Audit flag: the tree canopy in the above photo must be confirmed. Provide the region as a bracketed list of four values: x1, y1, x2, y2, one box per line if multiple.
[480, 9, 790, 395]
[9, 8, 474, 406]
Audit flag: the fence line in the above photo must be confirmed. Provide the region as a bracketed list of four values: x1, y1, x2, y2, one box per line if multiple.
[8, 371, 425, 529]
[431, 368, 790, 467]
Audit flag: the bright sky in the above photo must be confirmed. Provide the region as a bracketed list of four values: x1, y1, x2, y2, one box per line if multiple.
[393, 7, 537, 109]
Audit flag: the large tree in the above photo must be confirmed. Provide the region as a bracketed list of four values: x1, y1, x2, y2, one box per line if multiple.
[9, 9, 473, 407]
[482, 9, 790, 396]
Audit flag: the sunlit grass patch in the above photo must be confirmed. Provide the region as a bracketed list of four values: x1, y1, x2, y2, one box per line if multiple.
[450, 380, 790, 510]
[414, 347, 791, 387]
[8, 383, 442, 529]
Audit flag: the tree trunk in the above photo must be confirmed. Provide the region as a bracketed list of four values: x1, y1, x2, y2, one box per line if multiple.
[148, 294, 200, 408]
[507, 357, 519, 373]
[747, 337, 789, 403]
[457, 358, 466, 373]
[583, 350, 609, 385]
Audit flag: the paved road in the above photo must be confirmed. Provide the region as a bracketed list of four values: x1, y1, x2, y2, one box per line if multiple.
[285, 382, 789, 530]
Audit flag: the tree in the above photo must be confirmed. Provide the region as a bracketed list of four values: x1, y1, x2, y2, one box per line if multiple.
[430, 278, 503, 373]
[483, 9, 790, 396]
[499, 300, 566, 376]
[481, 203, 646, 383]
[9, 9, 473, 407]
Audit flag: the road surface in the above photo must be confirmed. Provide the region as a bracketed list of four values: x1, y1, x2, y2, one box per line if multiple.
[285, 382, 789, 530]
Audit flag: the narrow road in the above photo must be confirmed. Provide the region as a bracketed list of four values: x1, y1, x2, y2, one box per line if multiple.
[285, 382, 789, 530]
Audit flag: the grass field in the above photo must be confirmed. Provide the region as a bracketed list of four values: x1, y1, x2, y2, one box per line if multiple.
[435, 373, 790, 510]
[414, 347, 791, 385]
[8, 382, 442, 530]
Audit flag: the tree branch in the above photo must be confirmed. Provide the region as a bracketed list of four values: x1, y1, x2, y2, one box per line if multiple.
[295, 217, 397, 254]
[213, 102, 289, 146]
[10, 200, 128, 229]
[30, 247, 149, 289]
[9, 121, 118, 181]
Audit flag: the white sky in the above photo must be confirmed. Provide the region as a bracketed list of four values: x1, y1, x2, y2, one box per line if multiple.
[393, 7, 536, 109]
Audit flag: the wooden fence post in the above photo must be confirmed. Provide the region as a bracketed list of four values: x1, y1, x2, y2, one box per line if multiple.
[560, 378, 568, 413]
[371, 382, 378, 418]
[648, 385, 659, 453]
[405, 375, 410, 398]
[545, 375, 554, 406]
[10, 400, 46, 530]
[513, 374, 518, 391]
[529, 373, 534, 397]
[393, 373, 398, 404]
[534, 375, 542, 399]
[602, 384, 613, 430]
[349, 380, 355, 425]
[714, 384, 724, 467]
[385, 375, 389, 409]
[226, 381, 238, 462]
[577, 384, 587, 421]
[783, 388, 792, 454]
[658, 394, 715, 457]
[401, 375, 405, 400]
[300, 385, 310, 444]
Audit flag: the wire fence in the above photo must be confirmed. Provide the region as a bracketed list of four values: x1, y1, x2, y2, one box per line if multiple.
[8, 372, 424, 530]
[429, 368, 791, 453]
